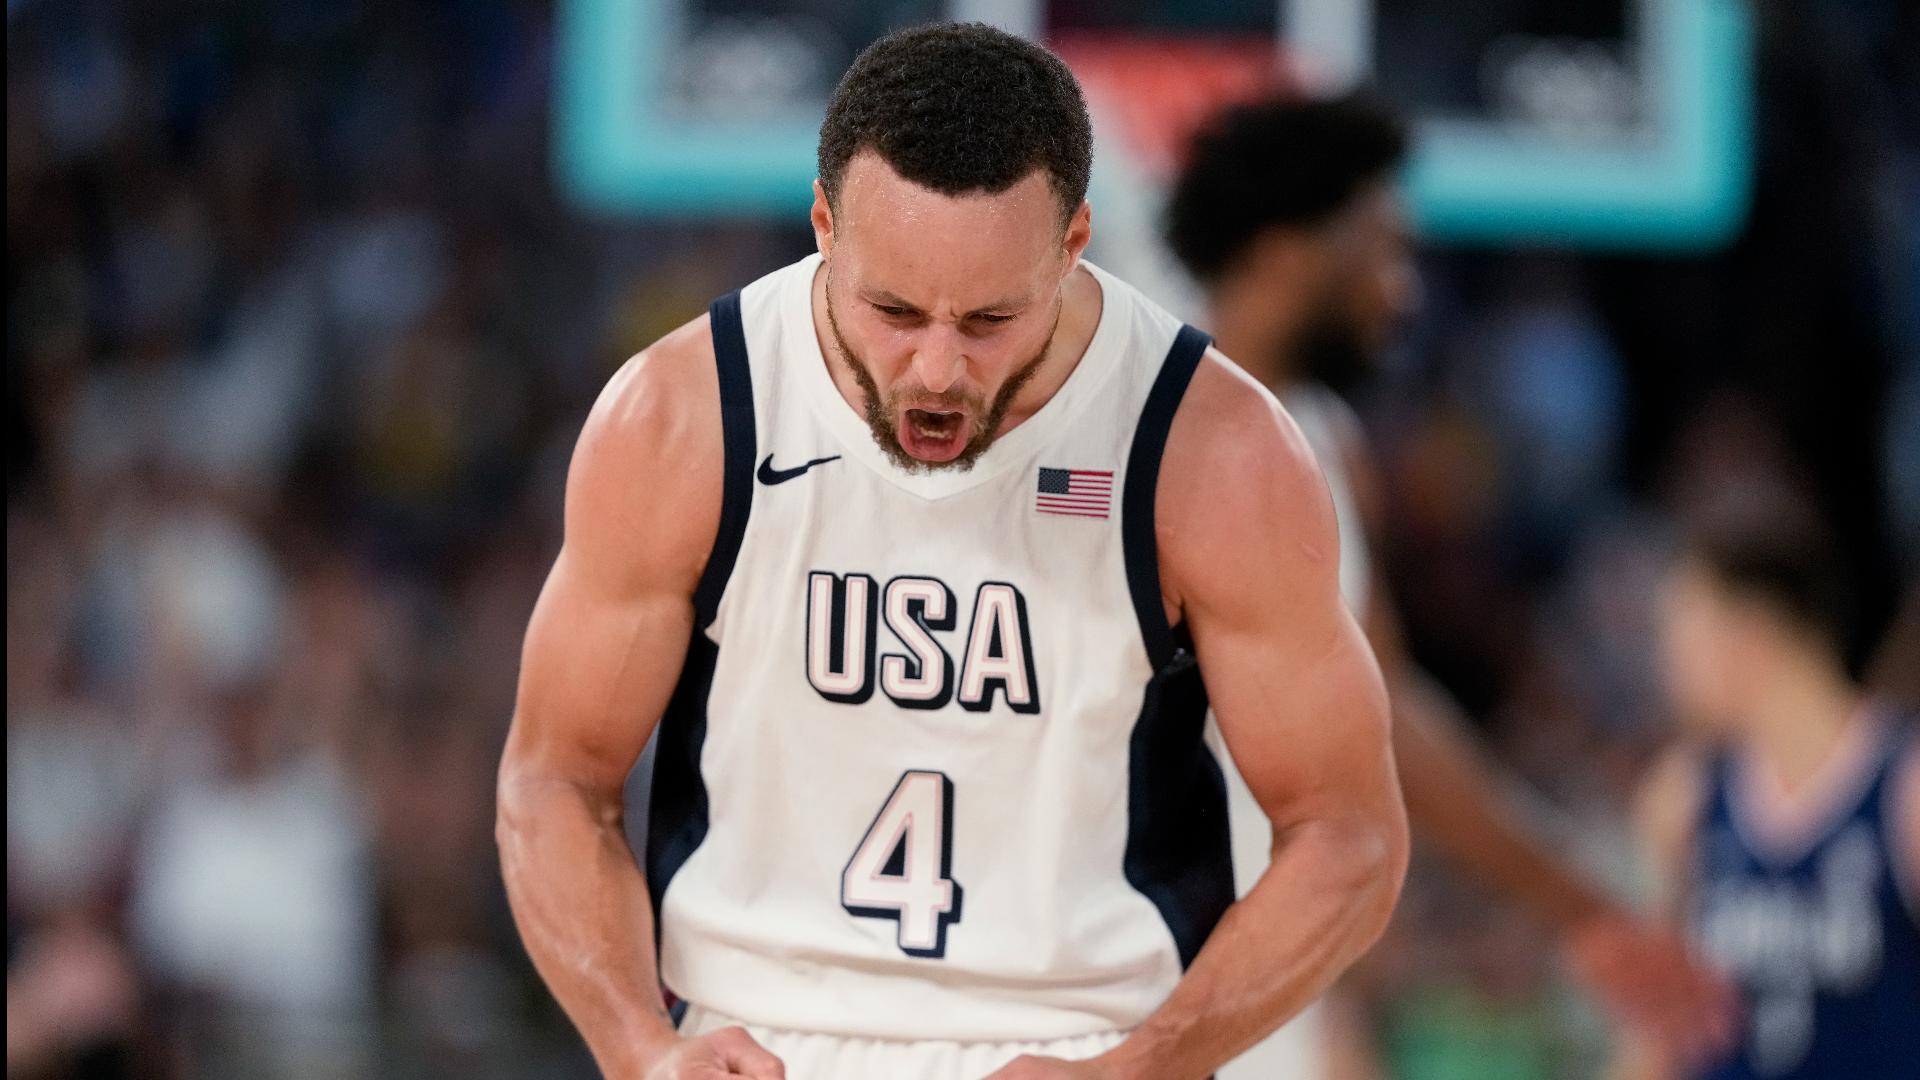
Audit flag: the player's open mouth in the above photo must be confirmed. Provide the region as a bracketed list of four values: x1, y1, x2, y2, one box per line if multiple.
[901, 407, 968, 462]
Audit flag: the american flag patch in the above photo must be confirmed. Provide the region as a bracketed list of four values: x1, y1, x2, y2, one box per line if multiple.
[1035, 467, 1114, 519]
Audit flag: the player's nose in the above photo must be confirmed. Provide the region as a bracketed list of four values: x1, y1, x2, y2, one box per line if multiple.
[911, 330, 967, 395]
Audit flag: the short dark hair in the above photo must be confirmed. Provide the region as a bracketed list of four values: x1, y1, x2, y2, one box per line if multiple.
[1166, 90, 1410, 282]
[1682, 495, 1853, 651]
[817, 22, 1093, 222]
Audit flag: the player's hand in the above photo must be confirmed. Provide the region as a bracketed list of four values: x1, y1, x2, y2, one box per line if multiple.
[978, 1054, 1118, 1080]
[642, 1026, 786, 1080]
[1564, 909, 1737, 1072]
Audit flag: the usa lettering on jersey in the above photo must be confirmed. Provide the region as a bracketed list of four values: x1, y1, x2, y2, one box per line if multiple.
[805, 572, 1041, 714]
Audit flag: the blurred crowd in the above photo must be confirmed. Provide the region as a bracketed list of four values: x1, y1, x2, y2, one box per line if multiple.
[6, 2, 1915, 1079]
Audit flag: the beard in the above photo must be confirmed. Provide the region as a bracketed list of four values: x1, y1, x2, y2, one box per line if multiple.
[825, 273, 1055, 473]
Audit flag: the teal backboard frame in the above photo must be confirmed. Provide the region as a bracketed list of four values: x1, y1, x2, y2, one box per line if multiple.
[556, 0, 1753, 250]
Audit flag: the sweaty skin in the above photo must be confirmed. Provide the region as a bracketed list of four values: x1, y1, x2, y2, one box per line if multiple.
[498, 163, 1408, 1080]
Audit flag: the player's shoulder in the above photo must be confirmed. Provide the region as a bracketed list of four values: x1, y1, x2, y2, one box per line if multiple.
[563, 313, 725, 578]
[1153, 349, 1341, 607]
[1158, 349, 1333, 536]
[584, 313, 721, 452]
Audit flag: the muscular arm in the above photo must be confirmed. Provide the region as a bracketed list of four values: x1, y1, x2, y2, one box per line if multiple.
[1096, 357, 1409, 1078]
[497, 322, 777, 1079]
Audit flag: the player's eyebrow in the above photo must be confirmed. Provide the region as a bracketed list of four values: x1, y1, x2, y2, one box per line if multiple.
[864, 289, 1030, 318]
[965, 295, 1031, 317]
[862, 289, 920, 311]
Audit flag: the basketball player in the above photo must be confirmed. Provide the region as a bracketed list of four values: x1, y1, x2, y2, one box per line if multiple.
[1163, 92, 1737, 1075]
[1632, 500, 1918, 1078]
[497, 24, 1408, 1080]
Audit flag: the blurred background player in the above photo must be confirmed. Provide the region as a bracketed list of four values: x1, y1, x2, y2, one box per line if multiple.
[1635, 497, 1918, 1078]
[1163, 91, 1736, 1077]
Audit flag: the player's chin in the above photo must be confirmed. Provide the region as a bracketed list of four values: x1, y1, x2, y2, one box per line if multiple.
[898, 407, 971, 463]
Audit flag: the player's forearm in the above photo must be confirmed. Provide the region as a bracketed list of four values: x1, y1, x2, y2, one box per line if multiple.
[1391, 671, 1612, 929]
[497, 772, 679, 1078]
[1097, 813, 1408, 1080]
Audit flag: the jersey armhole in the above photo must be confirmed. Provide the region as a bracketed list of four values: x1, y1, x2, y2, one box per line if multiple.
[1117, 324, 1231, 972]
[691, 290, 759, 628]
[1120, 324, 1212, 669]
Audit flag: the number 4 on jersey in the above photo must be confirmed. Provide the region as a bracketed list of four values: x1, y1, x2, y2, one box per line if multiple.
[841, 770, 964, 958]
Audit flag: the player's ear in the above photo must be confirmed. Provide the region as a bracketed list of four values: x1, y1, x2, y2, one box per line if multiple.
[811, 180, 836, 258]
[1060, 200, 1091, 275]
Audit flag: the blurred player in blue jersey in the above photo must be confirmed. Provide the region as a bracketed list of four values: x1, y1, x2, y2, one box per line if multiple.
[1637, 497, 1918, 1078]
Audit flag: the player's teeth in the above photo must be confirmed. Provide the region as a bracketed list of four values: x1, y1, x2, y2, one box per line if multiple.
[908, 409, 960, 439]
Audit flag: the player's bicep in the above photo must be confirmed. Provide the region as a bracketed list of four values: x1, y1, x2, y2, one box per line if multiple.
[1193, 558, 1394, 834]
[1163, 359, 1395, 832]
[510, 545, 699, 792]
[504, 333, 723, 797]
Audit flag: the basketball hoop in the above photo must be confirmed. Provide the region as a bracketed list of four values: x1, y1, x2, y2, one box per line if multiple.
[1050, 33, 1307, 183]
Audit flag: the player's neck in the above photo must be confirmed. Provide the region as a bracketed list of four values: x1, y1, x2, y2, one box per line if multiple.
[1738, 649, 1865, 797]
[1207, 282, 1306, 393]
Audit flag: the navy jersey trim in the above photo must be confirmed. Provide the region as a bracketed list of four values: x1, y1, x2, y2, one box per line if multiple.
[1120, 324, 1233, 971]
[1122, 324, 1210, 670]
[646, 635, 720, 940]
[692, 290, 758, 625]
[646, 291, 758, 941]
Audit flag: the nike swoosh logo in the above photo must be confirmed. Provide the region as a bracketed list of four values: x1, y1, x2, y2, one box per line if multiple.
[757, 453, 842, 486]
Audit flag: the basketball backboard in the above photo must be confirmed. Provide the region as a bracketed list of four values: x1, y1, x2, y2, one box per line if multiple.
[555, 0, 1752, 250]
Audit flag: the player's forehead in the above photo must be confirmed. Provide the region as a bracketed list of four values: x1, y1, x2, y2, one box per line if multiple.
[836, 149, 1065, 226]
[834, 152, 1061, 303]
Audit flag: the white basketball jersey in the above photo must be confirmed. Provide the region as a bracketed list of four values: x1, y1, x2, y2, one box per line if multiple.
[646, 254, 1234, 1042]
